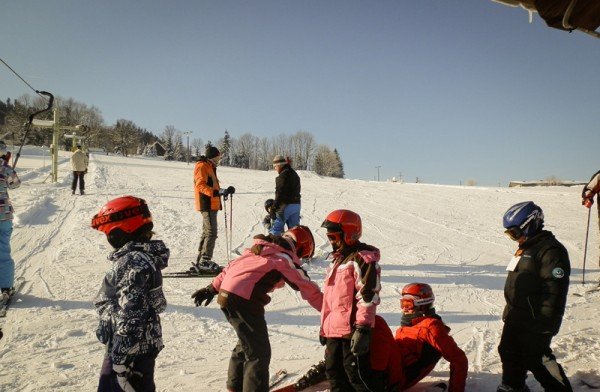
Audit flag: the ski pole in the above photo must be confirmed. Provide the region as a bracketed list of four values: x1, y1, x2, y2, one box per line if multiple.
[229, 194, 233, 256]
[223, 196, 230, 261]
[582, 206, 592, 284]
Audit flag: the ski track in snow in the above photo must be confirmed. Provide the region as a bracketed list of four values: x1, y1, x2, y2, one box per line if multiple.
[0, 151, 598, 391]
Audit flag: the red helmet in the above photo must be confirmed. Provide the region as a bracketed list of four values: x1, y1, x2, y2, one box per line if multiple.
[400, 283, 435, 313]
[91, 196, 153, 236]
[283, 225, 315, 259]
[321, 209, 361, 246]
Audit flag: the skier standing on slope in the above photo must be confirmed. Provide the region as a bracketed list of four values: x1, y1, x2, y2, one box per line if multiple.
[269, 155, 301, 236]
[319, 209, 383, 392]
[498, 201, 572, 392]
[70, 143, 88, 195]
[92, 196, 169, 392]
[582, 169, 600, 267]
[0, 141, 21, 300]
[192, 145, 234, 273]
[392, 283, 467, 391]
[191, 225, 323, 392]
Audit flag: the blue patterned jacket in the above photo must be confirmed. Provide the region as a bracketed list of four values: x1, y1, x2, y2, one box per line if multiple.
[95, 240, 169, 365]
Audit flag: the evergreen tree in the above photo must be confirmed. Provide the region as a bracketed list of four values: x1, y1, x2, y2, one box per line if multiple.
[220, 130, 231, 166]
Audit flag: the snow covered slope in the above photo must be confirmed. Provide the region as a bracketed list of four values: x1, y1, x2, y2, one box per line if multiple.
[1, 152, 599, 391]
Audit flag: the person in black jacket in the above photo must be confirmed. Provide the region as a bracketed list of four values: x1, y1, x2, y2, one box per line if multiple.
[498, 201, 572, 392]
[269, 155, 301, 235]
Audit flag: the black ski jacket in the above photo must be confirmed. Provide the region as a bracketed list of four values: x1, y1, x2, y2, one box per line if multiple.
[502, 230, 570, 336]
[274, 164, 301, 208]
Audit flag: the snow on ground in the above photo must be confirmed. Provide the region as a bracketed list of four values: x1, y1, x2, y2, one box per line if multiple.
[0, 148, 599, 391]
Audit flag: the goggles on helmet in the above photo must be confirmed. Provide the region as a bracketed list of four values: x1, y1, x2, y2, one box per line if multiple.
[504, 226, 524, 241]
[400, 294, 434, 313]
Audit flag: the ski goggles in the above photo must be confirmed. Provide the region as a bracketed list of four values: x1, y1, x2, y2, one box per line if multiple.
[504, 226, 524, 241]
[325, 230, 342, 243]
[400, 294, 434, 312]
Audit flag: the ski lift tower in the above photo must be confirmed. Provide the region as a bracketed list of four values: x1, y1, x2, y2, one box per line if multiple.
[31, 107, 83, 183]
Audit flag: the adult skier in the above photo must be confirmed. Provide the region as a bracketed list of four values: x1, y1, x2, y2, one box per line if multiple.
[191, 225, 323, 392]
[393, 283, 468, 391]
[320, 209, 383, 392]
[269, 155, 301, 235]
[582, 169, 600, 266]
[91, 196, 169, 392]
[498, 201, 572, 392]
[70, 144, 88, 195]
[0, 141, 21, 300]
[192, 146, 234, 273]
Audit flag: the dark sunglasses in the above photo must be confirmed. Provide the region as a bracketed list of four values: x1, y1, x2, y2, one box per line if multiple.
[504, 226, 524, 241]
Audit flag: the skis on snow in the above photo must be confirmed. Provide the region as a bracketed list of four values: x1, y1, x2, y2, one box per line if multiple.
[0, 277, 26, 318]
[572, 284, 600, 297]
[162, 269, 222, 278]
[269, 368, 289, 389]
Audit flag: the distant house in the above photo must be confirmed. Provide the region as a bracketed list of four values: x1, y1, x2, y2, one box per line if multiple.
[508, 180, 587, 188]
[151, 141, 166, 156]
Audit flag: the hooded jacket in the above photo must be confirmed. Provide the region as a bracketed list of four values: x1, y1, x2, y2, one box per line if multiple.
[70, 148, 89, 172]
[94, 240, 169, 365]
[0, 161, 20, 221]
[274, 164, 301, 208]
[194, 156, 221, 212]
[210, 237, 323, 314]
[320, 243, 381, 338]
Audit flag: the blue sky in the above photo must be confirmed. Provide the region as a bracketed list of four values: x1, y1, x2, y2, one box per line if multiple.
[2, 1, 598, 185]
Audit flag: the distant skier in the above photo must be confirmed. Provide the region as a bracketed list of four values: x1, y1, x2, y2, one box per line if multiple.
[70, 144, 88, 195]
[269, 155, 301, 235]
[319, 209, 383, 392]
[191, 225, 322, 392]
[0, 141, 21, 301]
[392, 283, 467, 391]
[192, 146, 234, 273]
[582, 170, 600, 266]
[91, 196, 169, 392]
[498, 201, 572, 392]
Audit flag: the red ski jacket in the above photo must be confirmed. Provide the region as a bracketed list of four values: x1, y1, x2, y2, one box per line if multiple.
[394, 316, 468, 392]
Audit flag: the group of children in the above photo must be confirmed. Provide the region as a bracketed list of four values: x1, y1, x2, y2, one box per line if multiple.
[91, 196, 467, 392]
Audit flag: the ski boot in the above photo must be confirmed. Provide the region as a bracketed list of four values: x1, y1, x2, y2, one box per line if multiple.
[496, 383, 531, 392]
[295, 360, 327, 390]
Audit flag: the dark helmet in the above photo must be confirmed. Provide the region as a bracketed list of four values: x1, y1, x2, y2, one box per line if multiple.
[91, 196, 153, 248]
[321, 209, 361, 246]
[502, 201, 544, 240]
[264, 198, 275, 212]
[400, 283, 435, 313]
[282, 225, 315, 259]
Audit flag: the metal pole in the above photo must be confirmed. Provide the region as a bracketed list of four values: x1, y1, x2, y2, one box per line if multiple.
[183, 131, 191, 165]
[375, 166, 381, 181]
[582, 206, 592, 284]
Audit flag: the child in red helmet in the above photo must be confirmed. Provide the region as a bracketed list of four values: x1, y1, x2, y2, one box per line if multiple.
[91, 196, 169, 392]
[393, 283, 468, 392]
[191, 225, 323, 392]
[319, 209, 384, 392]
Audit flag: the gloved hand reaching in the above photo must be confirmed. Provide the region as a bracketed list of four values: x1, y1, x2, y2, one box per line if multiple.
[191, 285, 217, 306]
[350, 325, 371, 356]
[583, 197, 594, 208]
[319, 335, 327, 346]
[113, 363, 143, 392]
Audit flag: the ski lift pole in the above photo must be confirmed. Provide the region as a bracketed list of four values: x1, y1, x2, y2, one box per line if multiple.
[13, 91, 54, 170]
[582, 206, 592, 284]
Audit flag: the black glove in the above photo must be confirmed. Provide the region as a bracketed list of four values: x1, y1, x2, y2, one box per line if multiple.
[218, 188, 229, 197]
[226, 186, 236, 195]
[319, 335, 327, 346]
[191, 285, 216, 306]
[350, 326, 371, 356]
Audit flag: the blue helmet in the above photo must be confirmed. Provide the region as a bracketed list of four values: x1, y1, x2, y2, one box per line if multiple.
[502, 201, 544, 240]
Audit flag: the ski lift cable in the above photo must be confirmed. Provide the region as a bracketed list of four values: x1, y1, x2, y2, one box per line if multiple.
[0, 56, 50, 102]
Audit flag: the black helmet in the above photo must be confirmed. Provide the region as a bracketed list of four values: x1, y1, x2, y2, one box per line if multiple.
[264, 199, 274, 212]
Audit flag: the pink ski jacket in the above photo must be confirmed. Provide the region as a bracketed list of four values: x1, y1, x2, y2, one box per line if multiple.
[210, 238, 323, 313]
[320, 244, 381, 338]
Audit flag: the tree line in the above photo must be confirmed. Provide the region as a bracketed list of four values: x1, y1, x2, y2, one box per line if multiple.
[0, 94, 344, 178]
